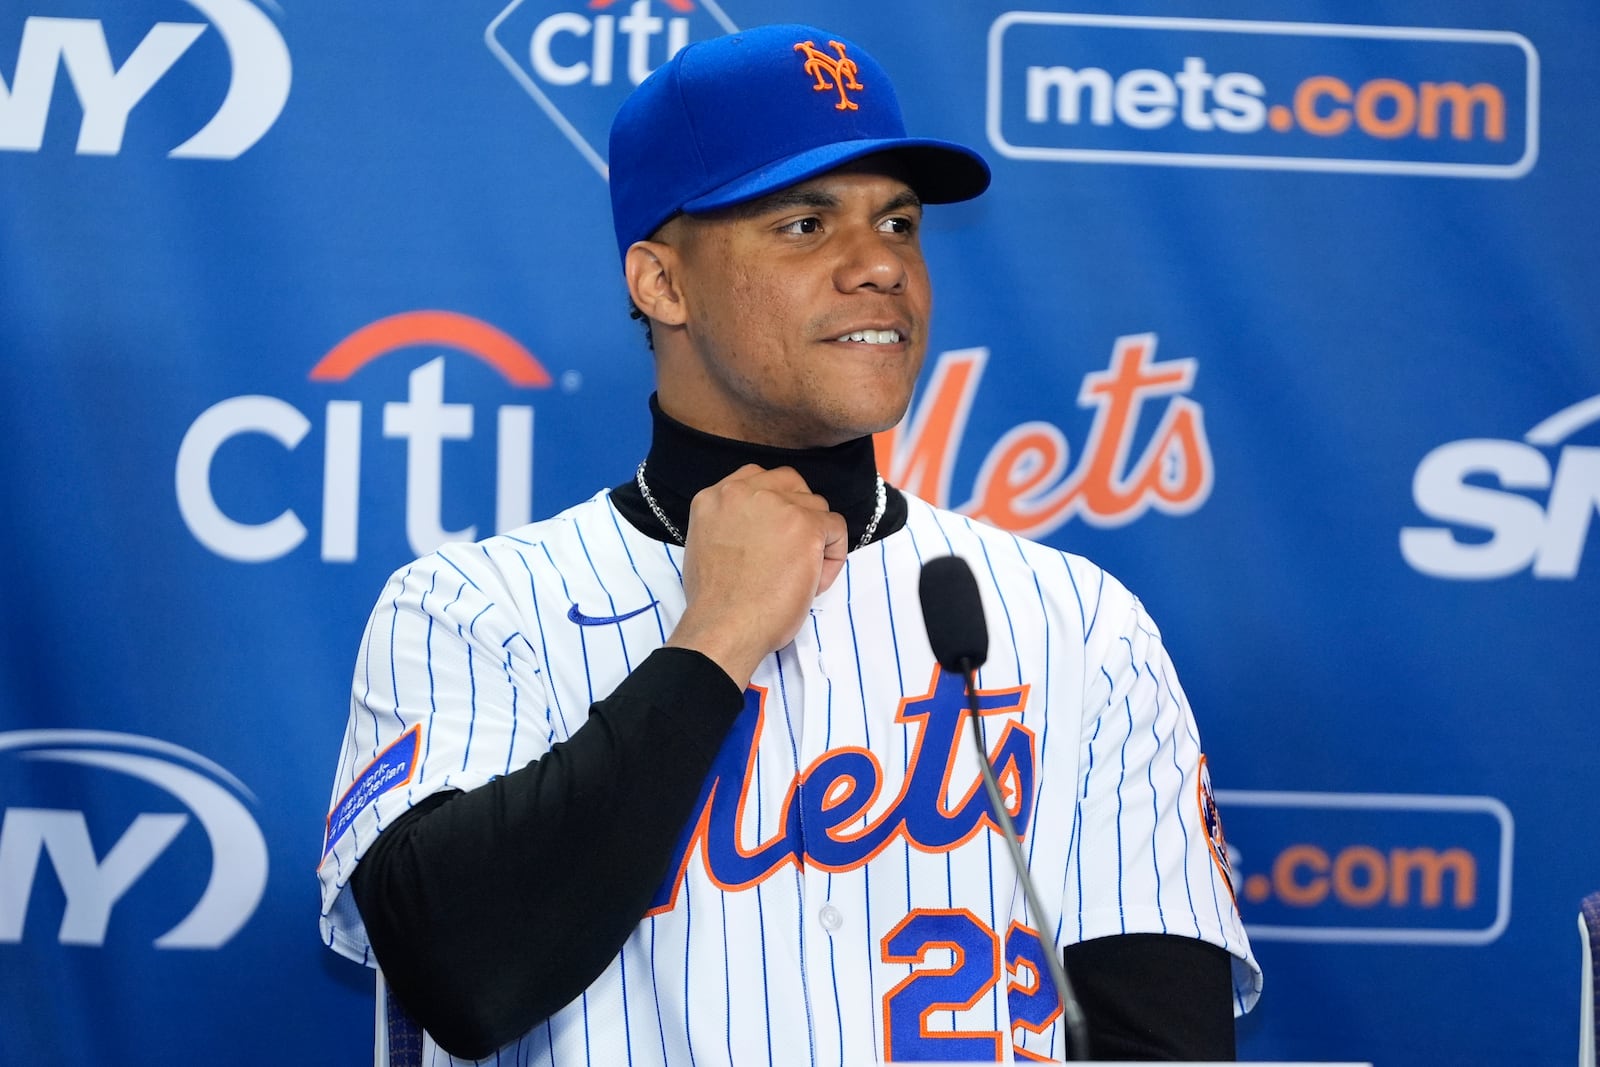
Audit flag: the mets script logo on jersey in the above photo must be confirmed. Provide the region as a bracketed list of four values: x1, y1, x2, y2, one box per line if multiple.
[795, 39, 862, 110]
[176, 310, 552, 565]
[876, 333, 1213, 539]
[647, 667, 1034, 912]
[1, 0, 290, 159]
[485, 0, 738, 178]
[0, 730, 267, 948]
[1216, 790, 1512, 945]
[1401, 393, 1600, 580]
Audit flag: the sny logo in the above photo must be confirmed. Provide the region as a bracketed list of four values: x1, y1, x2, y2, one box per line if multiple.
[0, 730, 267, 948]
[486, 0, 737, 177]
[176, 310, 552, 564]
[1, 0, 290, 158]
[1401, 393, 1600, 579]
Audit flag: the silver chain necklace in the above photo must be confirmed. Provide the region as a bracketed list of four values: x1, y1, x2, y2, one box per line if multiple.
[635, 461, 888, 550]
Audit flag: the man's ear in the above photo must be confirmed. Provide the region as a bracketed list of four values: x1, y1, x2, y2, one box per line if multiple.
[625, 240, 688, 328]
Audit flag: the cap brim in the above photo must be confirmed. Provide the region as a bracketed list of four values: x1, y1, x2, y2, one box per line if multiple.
[682, 137, 991, 216]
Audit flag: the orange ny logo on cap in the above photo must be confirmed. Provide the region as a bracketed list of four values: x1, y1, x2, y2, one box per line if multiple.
[794, 40, 863, 111]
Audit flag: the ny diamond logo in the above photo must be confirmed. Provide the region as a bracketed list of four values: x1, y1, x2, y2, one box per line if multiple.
[486, 0, 739, 178]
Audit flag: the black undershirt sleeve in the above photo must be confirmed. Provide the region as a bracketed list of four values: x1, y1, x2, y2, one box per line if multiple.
[350, 646, 744, 1060]
[1064, 932, 1237, 1060]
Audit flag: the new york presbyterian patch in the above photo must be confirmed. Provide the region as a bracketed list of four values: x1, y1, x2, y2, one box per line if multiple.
[322, 725, 421, 860]
[1197, 754, 1237, 903]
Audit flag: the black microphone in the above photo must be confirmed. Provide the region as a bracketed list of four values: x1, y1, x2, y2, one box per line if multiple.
[918, 555, 989, 673]
[918, 555, 1090, 1062]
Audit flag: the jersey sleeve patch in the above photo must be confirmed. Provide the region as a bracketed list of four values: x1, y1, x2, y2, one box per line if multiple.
[322, 725, 422, 859]
[1197, 753, 1238, 905]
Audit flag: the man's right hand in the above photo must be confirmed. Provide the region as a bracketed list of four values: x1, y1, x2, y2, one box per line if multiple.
[665, 464, 848, 690]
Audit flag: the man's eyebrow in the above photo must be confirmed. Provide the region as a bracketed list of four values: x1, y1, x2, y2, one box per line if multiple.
[880, 189, 923, 214]
[726, 188, 840, 219]
[721, 186, 923, 221]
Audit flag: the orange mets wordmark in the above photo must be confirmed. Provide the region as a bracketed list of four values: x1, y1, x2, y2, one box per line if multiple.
[795, 39, 863, 110]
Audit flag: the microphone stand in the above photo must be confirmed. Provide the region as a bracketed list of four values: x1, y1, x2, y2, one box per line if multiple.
[958, 656, 1090, 1061]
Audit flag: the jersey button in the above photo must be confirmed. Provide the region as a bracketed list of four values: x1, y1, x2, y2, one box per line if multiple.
[818, 904, 844, 932]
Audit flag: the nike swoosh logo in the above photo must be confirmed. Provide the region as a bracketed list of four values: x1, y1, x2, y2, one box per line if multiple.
[567, 602, 657, 626]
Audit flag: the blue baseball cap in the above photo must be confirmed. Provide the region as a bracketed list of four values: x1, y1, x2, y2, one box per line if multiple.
[608, 23, 991, 261]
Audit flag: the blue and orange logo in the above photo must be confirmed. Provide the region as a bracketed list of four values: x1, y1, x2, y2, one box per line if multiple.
[1216, 790, 1512, 944]
[647, 667, 1036, 913]
[177, 309, 550, 564]
[988, 14, 1537, 177]
[794, 39, 863, 111]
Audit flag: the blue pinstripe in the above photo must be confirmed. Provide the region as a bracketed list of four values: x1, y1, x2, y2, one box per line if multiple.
[1145, 717, 1167, 933]
[806, 611, 846, 1067]
[720, 887, 733, 1066]
[575, 524, 634, 675]
[605, 504, 669, 644]
[375, 566, 413, 755]
[507, 547, 565, 739]
[878, 537, 915, 923]
[1151, 657, 1200, 938]
[350, 607, 379, 783]
[679, 879, 697, 1067]
[1115, 697, 1133, 930]
[971, 530, 1019, 1032]
[1075, 714, 1104, 941]
[839, 557, 880, 1057]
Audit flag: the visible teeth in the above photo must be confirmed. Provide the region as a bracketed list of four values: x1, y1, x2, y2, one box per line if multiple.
[835, 329, 901, 344]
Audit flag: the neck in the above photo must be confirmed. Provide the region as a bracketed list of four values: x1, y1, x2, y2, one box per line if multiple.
[611, 395, 906, 548]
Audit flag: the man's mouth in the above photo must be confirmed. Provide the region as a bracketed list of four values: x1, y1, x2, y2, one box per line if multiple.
[832, 329, 903, 345]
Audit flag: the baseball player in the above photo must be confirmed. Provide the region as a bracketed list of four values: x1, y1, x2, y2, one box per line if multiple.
[319, 23, 1261, 1064]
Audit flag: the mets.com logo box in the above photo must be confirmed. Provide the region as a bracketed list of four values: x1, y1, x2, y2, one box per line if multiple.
[1215, 791, 1512, 944]
[987, 14, 1537, 177]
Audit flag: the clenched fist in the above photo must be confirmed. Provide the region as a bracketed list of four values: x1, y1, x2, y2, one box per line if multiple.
[665, 465, 848, 689]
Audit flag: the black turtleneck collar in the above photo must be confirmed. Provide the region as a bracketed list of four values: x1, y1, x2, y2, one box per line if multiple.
[610, 395, 908, 549]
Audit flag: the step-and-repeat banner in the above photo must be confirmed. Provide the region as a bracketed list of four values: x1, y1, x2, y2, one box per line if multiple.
[3, 1, 1595, 1063]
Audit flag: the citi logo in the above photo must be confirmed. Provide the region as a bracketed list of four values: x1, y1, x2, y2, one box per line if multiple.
[176, 310, 552, 564]
[1401, 394, 1600, 580]
[485, 0, 737, 177]
[0, 0, 290, 159]
[0, 730, 267, 948]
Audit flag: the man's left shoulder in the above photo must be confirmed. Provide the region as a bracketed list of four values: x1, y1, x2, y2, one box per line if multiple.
[900, 491, 1106, 585]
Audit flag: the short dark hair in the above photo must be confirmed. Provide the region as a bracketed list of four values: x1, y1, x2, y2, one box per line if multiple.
[628, 299, 654, 351]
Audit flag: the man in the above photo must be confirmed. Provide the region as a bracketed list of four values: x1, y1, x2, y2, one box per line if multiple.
[318, 23, 1261, 1064]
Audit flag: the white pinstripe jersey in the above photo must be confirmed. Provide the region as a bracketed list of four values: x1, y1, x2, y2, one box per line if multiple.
[319, 489, 1262, 1064]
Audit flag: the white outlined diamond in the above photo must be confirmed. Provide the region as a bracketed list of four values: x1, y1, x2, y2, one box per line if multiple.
[486, 0, 739, 180]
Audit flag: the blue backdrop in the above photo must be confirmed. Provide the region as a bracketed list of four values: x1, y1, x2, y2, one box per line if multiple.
[3, 1, 1596, 1063]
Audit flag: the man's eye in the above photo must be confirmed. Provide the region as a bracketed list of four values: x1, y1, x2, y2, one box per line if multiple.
[780, 217, 822, 235]
[879, 216, 915, 235]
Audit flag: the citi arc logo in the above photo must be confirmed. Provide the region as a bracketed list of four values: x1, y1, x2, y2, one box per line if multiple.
[0, 0, 290, 158]
[176, 310, 551, 564]
[485, 0, 737, 178]
[0, 730, 267, 948]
